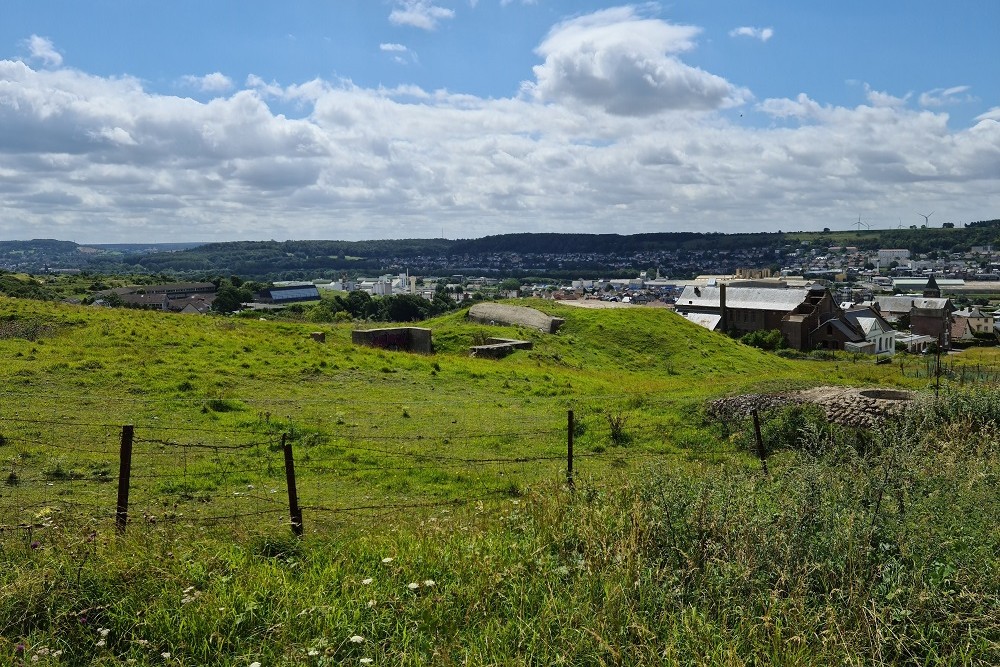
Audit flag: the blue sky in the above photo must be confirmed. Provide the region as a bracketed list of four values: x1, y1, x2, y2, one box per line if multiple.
[1, 1, 998, 242]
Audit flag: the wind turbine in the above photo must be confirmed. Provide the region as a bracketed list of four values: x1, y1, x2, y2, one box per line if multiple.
[852, 215, 870, 231]
[918, 211, 934, 226]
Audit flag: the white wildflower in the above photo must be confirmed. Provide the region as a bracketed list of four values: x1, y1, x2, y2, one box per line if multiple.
[250, 662, 261, 667]
[96, 639, 106, 647]
[361, 577, 373, 585]
[367, 599, 376, 608]
[407, 582, 419, 590]
[381, 557, 393, 563]
[307, 649, 319, 656]
[360, 659, 373, 665]
[349, 635, 364, 644]
[423, 579, 436, 587]
[99, 627, 111, 637]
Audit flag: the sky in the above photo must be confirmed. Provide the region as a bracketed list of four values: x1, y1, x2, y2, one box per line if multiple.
[1, 1, 999, 243]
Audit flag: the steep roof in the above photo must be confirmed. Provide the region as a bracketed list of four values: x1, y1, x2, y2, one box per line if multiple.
[677, 285, 809, 312]
[875, 296, 951, 313]
[843, 306, 893, 336]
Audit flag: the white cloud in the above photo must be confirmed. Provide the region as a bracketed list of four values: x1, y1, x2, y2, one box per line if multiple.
[246, 74, 284, 98]
[389, 1, 455, 30]
[380, 43, 417, 65]
[729, 26, 774, 42]
[528, 7, 749, 116]
[24, 35, 63, 67]
[919, 85, 973, 108]
[181, 72, 234, 93]
[864, 84, 909, 108]
[0, 20, 997, 243]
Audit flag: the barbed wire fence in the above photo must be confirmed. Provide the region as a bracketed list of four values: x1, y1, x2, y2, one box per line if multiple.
[0, 400, 714, 542]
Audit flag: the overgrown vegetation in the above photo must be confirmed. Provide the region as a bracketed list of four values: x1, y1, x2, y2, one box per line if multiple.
[0, 296, 996, 664]
[739, 327, 788, 351]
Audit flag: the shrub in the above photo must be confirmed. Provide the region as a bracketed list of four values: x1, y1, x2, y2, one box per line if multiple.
[740, 329, 787, 351]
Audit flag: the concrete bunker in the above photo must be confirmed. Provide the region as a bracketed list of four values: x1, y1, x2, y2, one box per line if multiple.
[352, 327, 433, 354]
[467, 303, 564, 334]
[469, 337, 533, 359]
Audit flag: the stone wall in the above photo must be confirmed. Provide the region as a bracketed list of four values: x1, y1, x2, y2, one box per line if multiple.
[352, 327, 433, 354]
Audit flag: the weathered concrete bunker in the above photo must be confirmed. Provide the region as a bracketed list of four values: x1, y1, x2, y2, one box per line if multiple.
[469, 337, 533, 359]
[352, 327, 433, 354]
[467, 303, 564, 334]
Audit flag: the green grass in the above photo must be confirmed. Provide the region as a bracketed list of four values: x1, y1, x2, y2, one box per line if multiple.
[0, 296, 996, 665]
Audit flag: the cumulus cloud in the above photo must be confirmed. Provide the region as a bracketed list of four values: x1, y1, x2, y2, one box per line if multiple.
[24, 35, 63, 67]
[729, 26, 774, 42]
[389, 1, 455, 30]
[529, 7, 749, 115]
[181, 72, 234, 93]
[0, 19, 997, 243]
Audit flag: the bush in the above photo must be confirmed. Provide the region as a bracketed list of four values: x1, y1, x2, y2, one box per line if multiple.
[739, 329, 787, 351]
[735, 403, 831, 454]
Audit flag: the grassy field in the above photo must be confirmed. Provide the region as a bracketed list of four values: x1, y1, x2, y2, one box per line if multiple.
[0, 297, 997, 665]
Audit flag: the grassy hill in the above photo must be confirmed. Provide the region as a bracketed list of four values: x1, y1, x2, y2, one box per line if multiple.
[0, 297, 996, 665]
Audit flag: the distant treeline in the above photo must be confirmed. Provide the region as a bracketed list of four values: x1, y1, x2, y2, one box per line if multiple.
[4, 221, 999, 279]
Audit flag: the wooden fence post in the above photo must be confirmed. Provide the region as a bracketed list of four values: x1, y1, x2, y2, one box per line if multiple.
[115, 425, 134, 535]
[282, 434, 304, 538]
[751, 410, 768, 476]
[567, 410, 575, 490]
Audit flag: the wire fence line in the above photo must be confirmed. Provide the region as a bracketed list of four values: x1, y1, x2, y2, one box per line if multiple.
[0, 406, 694, 540]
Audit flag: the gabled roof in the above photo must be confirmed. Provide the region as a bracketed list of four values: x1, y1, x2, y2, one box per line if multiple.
[951, 317, 976, 341]
[812, 316, 865, 342]
[677, 285, 809, 311]
[875, 296, 951, 313]
[954, 307, 988, 319]
[843, 306, 893, 336]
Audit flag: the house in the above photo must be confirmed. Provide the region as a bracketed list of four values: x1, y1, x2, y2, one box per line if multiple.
[952, 306, 994, 334]
[950, 317, 978, 346]
[840, 307, 896, 357]
[675, 282, 842, 351]
[97, 282, 219, 312]
[873, 277, 954, 348]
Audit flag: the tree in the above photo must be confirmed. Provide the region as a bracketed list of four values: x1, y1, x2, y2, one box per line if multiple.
[499, 278, 521, 293]
[384, 294, 431, 322]
[212, 285, 252, 313]
[344, 290, 375, 319]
